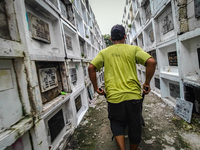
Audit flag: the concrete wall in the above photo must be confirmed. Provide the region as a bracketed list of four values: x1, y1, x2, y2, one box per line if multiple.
[122, 0, 200, 110]
[0, 0, 105, 149]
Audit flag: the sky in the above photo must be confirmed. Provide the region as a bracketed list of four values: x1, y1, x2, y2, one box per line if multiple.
[88, 0, 126, 35]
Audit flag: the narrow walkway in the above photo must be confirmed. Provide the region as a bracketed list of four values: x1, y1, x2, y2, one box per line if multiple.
[66, 93, 200, 150]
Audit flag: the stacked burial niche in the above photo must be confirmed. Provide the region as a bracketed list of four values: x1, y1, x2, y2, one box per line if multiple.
[60, 0, 75, 25]
[36, 61, 70, 104]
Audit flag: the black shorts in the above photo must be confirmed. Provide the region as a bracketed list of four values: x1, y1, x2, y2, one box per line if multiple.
[107, 99, 142, 144]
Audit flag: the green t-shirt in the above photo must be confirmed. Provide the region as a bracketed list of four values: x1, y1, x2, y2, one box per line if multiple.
[91, 44, 151, 103]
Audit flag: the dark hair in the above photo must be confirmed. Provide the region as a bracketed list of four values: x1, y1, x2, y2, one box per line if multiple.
[111, 34, 125, 41]
[111, 25, 125, 41]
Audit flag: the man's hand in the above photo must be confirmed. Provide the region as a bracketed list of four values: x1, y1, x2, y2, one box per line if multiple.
[143, 84, 150, 94]
[96, 88, 105, 95]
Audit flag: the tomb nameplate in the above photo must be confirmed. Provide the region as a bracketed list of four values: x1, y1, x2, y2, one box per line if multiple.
[175, 98, 193, 123]
[65, 34, 73, 50]
[70, 68, 77, 83]
[169, 83, 180, 99]
[197, 48, 200, 68]
[38, 67, 58, 92]
[0, 69, 14, 91]
[79, 40, 84, 54]
[168, 51, 178, 66]
[149, 29, 154, 42]
[75, 95, 82, 112]
[194, 0, 200, 18]
[28, 13, 51, 43]
[155, 78, 160, 89]
[48, 109, 65, 142]
[162, 12, 174, 34]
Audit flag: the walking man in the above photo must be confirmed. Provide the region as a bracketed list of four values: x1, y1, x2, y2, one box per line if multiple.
[88, 24, 156, 150]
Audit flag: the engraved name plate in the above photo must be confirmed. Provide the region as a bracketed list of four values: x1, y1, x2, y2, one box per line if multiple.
[175, 98, 193, 123]
[169, 83, 180, 99]
[28, 13, 51, 43]
[48, 109, 65, 142]
[38, 67, 58, 92]
[149, 29, 154, 42]
[75, 95, 82, 112]
[65, 34, 73, 50]
[155, 78, 160, 89]
[168, 51, 178, 66]
[162, 12, 174, 34]
[70, 68, 77, 83]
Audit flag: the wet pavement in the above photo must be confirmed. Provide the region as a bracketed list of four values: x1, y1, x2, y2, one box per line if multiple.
[65, 92, 200, 150]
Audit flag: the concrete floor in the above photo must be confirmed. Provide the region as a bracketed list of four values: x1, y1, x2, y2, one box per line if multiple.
[66, 92, 200, 150]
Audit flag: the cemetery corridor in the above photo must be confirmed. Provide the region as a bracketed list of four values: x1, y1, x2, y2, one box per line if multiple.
[66, 92, 200, 150]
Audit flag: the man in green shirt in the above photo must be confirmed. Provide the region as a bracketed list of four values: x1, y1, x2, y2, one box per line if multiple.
[88, 25, 156, 150]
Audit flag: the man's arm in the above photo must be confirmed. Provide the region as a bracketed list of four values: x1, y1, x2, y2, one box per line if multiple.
[143, 57, 156, 94]
[88, 64, 104, 95]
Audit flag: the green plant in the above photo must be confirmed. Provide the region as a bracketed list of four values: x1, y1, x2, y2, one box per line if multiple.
[86, 35, 89, 38]
[71, 0, 73, 3]
[90, 26, 92, 29]
[81, 53, 84, 57]
[128, 24, 131, 28]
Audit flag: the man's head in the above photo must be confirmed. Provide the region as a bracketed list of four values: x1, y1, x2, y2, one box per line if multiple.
[110, 24, 126, 42]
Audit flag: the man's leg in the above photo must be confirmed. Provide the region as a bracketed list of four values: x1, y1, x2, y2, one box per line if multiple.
[115, 135, 125, 150]
[126, 100, 142, 150]
[130, 144, 140, 150]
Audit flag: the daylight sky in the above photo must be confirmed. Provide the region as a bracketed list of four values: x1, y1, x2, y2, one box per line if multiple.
[88, 0, 126, 35]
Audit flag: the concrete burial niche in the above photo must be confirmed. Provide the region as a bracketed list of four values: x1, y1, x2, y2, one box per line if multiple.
[25, 2, 64, 57]
[79, 37, 87, 58]
[87, 84, 94, 102]
[158, 43, 179, 76]
[60, 0, 75, 26]
[0, 0, 20, 41]
[74, 0, 82, 14]
[135, 11, 142, 33]
[73, 88, 88, 125]
[180, 35, 200, 80]
[35, 61, 70, 104]
[188, 0, 200, 31]
[161, 78, 180, 103]
[87, 43, 92, 59]
[63, 22, 80, 59]
[150, 76, 161, 95]
[44, 100, 73, 149]
[68, 61, 84, 90]
[137, 33, 144, 49]
[140, 0, 151, 25]
[184, 85, 200, 115]
[75, 10, 85, 37]
[143, 22, 156, 50]
[154, 2, 176, 44]
[0, 60, 23, 133]
[81, 0, 88, 24]
[151, 0, 169, 16]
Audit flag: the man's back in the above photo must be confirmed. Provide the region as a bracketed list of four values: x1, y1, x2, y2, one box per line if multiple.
[91, 43, 151, 103]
